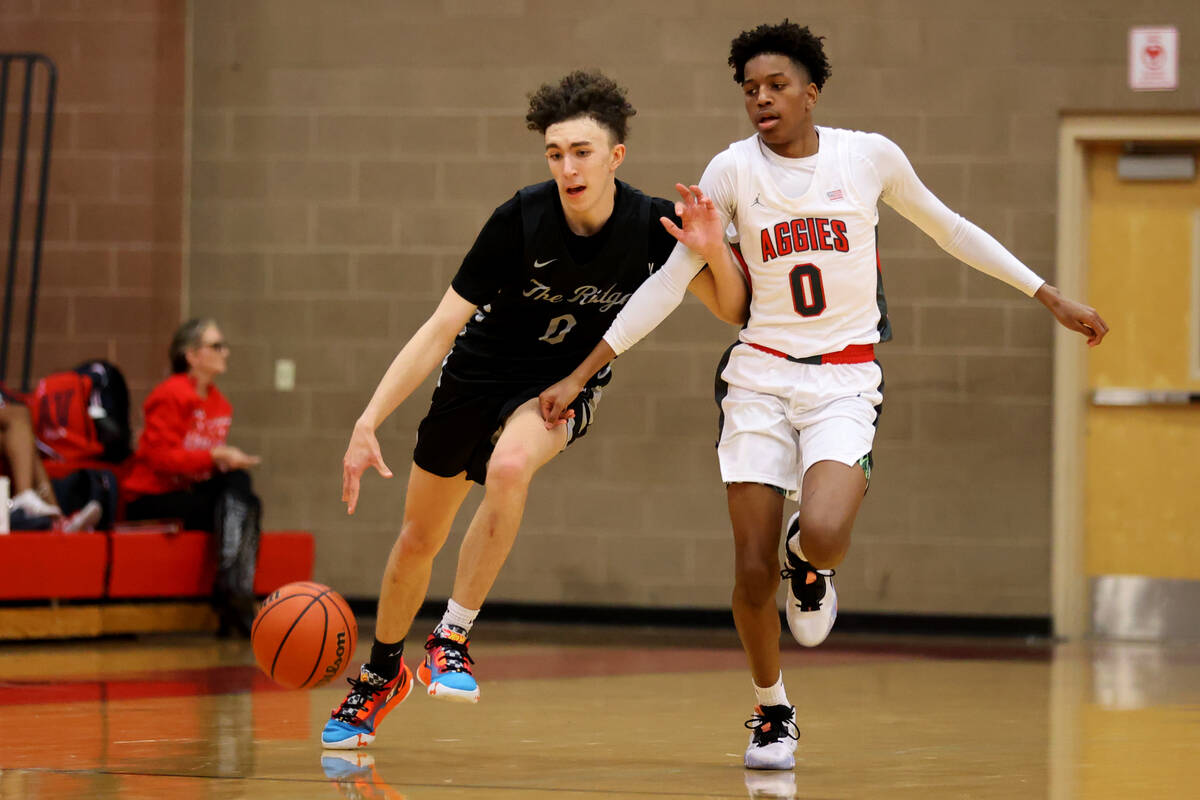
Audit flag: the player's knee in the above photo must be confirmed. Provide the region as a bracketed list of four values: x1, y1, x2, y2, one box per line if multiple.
[734, 573, 780, 607]
[798, 514, 851, 569]
[734, 554, 781, 605]
[484, 450, 532, 493]
[393, 521, 442, 561]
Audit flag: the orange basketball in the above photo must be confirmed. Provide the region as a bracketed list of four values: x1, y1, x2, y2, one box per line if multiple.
[251, 581, 358, 690]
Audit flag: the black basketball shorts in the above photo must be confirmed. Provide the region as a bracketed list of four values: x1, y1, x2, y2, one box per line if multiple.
[412, 367, 610, 486]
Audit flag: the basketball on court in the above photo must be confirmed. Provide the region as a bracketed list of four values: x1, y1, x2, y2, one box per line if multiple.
[251, 581, 358, 690]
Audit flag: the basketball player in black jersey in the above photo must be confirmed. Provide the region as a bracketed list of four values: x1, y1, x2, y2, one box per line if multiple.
[322, 71, 748, 749]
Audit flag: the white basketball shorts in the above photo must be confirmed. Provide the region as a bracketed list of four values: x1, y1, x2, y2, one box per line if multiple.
[715, 344, 883, 495]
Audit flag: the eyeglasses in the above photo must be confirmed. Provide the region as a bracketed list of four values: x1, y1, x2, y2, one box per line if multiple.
[200, 341, 229, 353]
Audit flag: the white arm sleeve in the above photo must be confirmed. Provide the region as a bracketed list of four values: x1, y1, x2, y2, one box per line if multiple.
[602, 240, 704, 355]
[864, 134, 1045, 297]
[602, 151, 740, 355]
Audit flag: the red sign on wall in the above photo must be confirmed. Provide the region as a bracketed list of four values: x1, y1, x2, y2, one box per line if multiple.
[1129, 26, 1179, 91]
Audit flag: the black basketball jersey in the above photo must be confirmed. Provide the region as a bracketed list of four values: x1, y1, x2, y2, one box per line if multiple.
[446, 179, 677, 385]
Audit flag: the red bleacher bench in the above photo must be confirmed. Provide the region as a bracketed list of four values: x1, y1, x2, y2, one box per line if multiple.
[0, 530, 314, 602]
[0, 532, 108, 600]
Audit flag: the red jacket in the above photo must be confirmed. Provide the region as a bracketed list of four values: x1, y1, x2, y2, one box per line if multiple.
[123, 374, 233, 498]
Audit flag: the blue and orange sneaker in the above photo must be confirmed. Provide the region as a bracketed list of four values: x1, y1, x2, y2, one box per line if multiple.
[320, 751, 405, 799]
[415, 624, 479, 703]
[321, 662, 412, 749]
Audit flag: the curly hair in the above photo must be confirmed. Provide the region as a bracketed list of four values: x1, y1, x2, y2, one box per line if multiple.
[526, 70, 636, 144]
[728, 20, 832, 89]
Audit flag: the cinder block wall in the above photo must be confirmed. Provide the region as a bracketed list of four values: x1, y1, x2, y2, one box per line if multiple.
[0, 0, 185, 399]
[190, 0, 1200, 615]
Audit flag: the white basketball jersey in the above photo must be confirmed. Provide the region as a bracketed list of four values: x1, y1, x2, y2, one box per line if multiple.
[728, 127, 889, 359]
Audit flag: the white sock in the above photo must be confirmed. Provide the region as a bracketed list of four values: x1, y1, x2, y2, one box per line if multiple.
[754, 672, 790, 708]
[440, 599, 479, 634]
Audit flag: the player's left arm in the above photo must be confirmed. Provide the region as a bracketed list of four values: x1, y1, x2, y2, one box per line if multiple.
[870, 134, 1108, 346]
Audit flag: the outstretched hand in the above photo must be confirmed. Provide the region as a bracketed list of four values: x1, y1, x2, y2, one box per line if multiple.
[660, 183, 726, 262]
[1036, 284, 1109, 347]
[211, 445, 260, 472]
[538, 378, 581, 430]
[342, 421, 393, 515]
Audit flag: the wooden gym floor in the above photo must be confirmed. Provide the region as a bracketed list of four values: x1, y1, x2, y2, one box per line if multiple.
[0, 620, 1197, 799]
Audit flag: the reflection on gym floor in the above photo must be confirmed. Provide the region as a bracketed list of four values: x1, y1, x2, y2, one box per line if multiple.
[1, 623, 1198, 799]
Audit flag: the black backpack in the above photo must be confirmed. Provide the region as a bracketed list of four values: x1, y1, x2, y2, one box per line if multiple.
[73, 359, 132, 463]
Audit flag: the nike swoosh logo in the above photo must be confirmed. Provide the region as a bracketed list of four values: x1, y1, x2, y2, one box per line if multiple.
[533, 258, 557, 269]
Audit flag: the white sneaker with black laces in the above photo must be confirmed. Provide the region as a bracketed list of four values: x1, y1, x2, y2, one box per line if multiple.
[744, 703, 799, 770]
[782, 511, 837, 647]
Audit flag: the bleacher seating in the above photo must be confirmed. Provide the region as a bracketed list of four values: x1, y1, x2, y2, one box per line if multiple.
[0, 529, 314, 639]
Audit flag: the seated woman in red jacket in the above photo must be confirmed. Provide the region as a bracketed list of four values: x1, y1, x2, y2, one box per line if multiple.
[124, 318, 262, 634]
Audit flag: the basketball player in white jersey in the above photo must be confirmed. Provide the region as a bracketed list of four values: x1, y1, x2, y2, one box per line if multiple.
[540, 21, 1108, 771]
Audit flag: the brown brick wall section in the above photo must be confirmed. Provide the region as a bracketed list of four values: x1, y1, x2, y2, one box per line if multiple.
[190, 1, 1200, 614]
[0, 0, 185, 400]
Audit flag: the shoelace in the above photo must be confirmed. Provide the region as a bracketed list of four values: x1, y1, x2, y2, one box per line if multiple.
[332, 673, 389, 722]
[425, 633, 475, 673]
[780, 560, 836, 612]
[744, 705, 800, 747]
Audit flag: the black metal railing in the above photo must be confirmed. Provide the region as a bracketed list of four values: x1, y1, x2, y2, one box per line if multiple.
[0, 53, 56, 392]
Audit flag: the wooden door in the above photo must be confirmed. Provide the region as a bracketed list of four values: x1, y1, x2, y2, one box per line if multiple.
[1084, 144, 1200, 621]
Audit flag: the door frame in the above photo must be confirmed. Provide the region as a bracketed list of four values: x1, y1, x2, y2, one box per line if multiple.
[1053, 114, 1200, 638]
